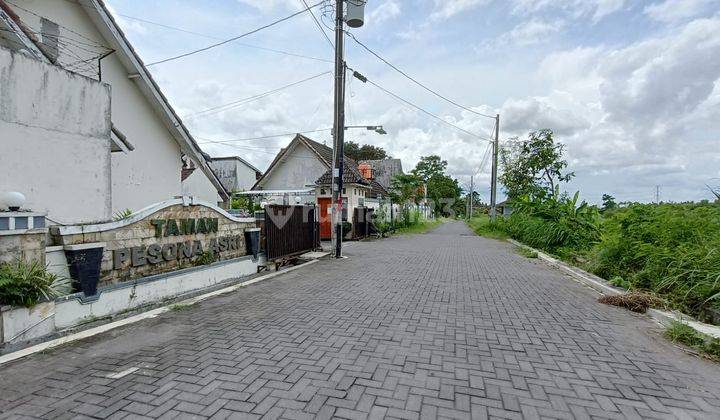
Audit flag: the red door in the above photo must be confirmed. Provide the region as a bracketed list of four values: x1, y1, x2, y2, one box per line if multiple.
[318, 198, 332, 239]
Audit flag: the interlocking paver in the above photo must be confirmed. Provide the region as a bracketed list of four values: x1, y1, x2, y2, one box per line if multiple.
[1, 221, 720, 419]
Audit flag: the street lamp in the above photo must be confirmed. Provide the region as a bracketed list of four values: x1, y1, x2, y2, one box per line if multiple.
[344, 125, 387, 135]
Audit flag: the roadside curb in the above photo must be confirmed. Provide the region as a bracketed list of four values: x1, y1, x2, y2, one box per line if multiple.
[0, 260, 319, 366]
[506, 239, 720, 339]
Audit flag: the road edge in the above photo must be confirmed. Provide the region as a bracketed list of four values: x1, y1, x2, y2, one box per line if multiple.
[0, 260, 319, 366]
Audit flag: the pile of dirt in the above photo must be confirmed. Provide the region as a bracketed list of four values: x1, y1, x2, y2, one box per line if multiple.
[598, 292, 662, 313]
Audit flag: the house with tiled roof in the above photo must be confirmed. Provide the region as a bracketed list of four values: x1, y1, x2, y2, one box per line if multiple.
[253, 134, 381, 239]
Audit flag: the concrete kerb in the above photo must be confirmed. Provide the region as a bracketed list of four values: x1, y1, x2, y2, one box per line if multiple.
[0, 259, 319, 366]
[506, 239, 720, 340]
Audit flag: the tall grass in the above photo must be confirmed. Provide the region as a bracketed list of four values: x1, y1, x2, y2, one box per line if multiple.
[586, 204, 720, 321]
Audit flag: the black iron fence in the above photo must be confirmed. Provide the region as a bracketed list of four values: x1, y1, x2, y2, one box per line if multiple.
[264, 205, 320, 260]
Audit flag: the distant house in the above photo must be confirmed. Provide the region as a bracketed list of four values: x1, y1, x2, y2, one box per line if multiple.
[252, 134, 336, 204]
[315, 165, 371, 239]
[209, 156, 262, 193]
[495, 200, 514, 216]
[359, 159, 404, 192]
[0, 0, 228, 224]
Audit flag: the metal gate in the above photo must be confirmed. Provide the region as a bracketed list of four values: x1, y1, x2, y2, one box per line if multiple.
[352, 207, 374, 239]
[264, 205, 320, 260]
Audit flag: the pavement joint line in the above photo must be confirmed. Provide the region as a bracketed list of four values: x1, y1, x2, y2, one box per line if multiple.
[0, 259, 319, 366]
[506, 238, 720, 339]
[105, 367, 139, 379]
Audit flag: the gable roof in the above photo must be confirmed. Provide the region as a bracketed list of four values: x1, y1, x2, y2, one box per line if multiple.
[1, 0, 229, 201]
[359, 159, 403, 190]
[252, 134, 334, 190]
[315, 165, 371, 186]
[210, 156, 262, 174]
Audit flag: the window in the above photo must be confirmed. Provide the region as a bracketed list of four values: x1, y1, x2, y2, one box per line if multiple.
[320, 188, 326, 195]
[342, 188, 346, 194]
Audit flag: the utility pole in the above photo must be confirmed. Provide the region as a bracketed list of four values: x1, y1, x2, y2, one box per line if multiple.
[469, 175, 474, 219]
[331, 0, 346, 258]
[423, 182, 428, 220]
[490, 114, 499, 220]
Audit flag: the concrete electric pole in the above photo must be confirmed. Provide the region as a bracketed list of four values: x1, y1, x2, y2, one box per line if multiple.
[469, 175, 474, 219]
[331, 0, 346, 258]
[330, 0, 365, 258]
[490, 114, 499, 220]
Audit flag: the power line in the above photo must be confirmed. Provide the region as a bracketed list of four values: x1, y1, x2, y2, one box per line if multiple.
[185, 71, 331, 119]
[345, 31, 496, 120]
[114, 13, 332, 63]
[196, 128, 332, 145]
[352, 70, 493, 142]
[299, 0, 334, 50]
[146, 1, 324, 66]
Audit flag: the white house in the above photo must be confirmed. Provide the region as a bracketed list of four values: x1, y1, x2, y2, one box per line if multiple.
[0, 0, 228, 224]
[209, 156, 262, 193]
[252, 134, 335, 205]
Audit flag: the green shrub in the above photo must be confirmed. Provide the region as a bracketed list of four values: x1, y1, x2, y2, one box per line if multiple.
[587, 203, 720, 320]
[0, 260, 59, 307]
[493, 192, 600, 256]
[665, 321, 720, 359]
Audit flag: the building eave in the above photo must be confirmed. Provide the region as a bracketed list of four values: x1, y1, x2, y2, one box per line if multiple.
[76, 0, 229, 200]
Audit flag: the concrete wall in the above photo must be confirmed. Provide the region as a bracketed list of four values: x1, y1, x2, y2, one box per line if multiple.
[210, 158, 258, 192]
[6, 0, 220, 214]
[0, 46, 112, 224]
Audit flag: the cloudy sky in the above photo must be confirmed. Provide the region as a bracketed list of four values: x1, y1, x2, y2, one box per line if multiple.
[106, 0, 720, 203]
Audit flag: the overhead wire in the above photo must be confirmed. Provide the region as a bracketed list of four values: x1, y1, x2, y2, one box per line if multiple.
[345, 31, 497, 120]
[196, 128, 332, 145]
[354, 72, 493, 142]
[113, 13, 332, 63]
[184, 71, 331, 119]
[299, 0, 334, 50]
[146, 0, 324, 66]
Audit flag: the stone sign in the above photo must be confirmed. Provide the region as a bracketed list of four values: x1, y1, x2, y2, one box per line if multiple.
[51, 198, 257, 286]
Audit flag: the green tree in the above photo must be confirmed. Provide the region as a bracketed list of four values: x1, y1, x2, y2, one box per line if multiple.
[411, 155, 447, 182]
[500, 129, 574, 200]
[344, 141, 388, 161]
[601, 194, 617, 212]
[427, 175, 462, 217]
[389, 174, 421, 205]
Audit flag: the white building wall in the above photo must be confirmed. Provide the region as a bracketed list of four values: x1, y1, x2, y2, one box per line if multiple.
[182, 169, 222, 204]
[260, 143, 326, 205]
[0, 47, 112, 224]
[210, 159, 258, 192]
[8, 1, 220, 213]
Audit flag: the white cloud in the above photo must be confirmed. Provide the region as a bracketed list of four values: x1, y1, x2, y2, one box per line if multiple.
[493, 19, 564, 47]
[430, 0, 492, 21]
[234, 0, 299, 12]
[368, 1, 401, 25]
[510, 0, 625, 22]
[644, 0, 717, 23]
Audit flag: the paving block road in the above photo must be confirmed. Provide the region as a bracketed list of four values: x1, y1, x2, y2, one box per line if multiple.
[1, 221, 720, 419]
